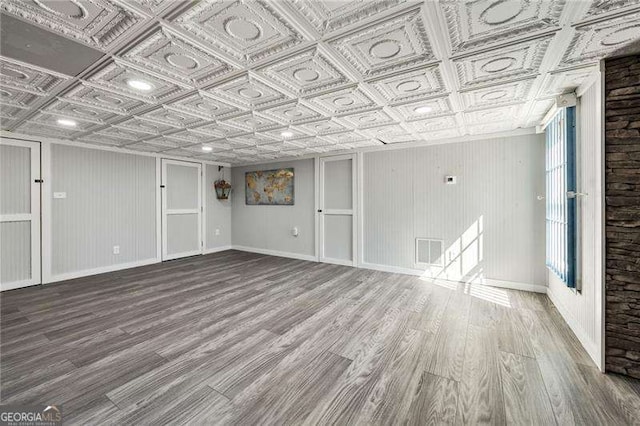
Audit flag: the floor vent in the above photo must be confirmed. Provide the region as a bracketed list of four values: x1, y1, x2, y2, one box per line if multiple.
[415, 238, 444, 267]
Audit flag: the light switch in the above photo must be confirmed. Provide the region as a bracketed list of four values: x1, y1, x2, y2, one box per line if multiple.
[53, 192, 67, 199]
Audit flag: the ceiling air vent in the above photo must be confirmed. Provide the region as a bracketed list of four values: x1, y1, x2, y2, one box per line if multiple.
[415, 238, 443, 268]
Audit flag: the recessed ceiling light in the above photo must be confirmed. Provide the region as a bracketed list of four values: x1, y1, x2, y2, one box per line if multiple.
[57, 118, 77, 127]
[127, 79, 153, 91]
[281, 131, 294, 138]
[414, 106, 432, 114]
[202, 146, 213, 152]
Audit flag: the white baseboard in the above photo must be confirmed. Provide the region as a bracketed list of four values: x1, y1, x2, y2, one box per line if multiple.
[1, 279, 41, 292]
[231, 245, 317, 262]
[359, 262, 548, 294]
[546, 284, 603, 371]
[204, 245, 233, 255]
[46, 258, 160, 284]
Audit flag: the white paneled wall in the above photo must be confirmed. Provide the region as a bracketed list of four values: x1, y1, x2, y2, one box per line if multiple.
[362, 134, 547, 289]
[205, 164, 232, 251]
[50, 144, 157, 277]
[231, 159, 315, 259]
[547, 76, 604, 369]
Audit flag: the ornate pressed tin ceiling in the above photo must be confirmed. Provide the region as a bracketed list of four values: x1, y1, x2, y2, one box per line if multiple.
[1, 0, 639, 165]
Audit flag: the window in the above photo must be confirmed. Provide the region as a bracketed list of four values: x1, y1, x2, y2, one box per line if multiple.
[545, 106, 577, 288]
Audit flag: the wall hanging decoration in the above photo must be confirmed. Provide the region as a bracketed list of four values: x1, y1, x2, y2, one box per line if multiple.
[214, 166, 232, 200]
[245, 168, 294, 205]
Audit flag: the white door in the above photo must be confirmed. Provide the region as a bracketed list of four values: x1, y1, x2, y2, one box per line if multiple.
[161, 159, 202, 260]
[318, 154, 356, 266]
[0, 138, 41, 290]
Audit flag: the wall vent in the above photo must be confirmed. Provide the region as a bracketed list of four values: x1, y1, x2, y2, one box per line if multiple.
[415, 238, 444, 267]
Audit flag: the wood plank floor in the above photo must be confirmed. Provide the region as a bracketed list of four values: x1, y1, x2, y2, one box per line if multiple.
[2, 250, 639, 425]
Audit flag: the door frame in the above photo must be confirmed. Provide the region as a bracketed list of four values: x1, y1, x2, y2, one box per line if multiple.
[161, 158, 203, 261]
[0, 138, 41, 290]
[317, 153, 357, 266]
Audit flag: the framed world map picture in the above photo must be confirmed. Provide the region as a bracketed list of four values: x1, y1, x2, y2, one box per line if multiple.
[245, 168, 294, 205]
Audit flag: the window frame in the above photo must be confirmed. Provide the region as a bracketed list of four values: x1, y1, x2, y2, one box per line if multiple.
[545, 106, 577, 288]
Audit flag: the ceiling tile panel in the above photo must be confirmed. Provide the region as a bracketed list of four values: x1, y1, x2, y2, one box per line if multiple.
[171, 0, 304, 65]
[43, 99, 120, 123]
[462, 79, 534, 110]
[329, 6, 435, 78]
[0, 56, 68, 95]
[164, 92, 241, 120]
[0, 0, 145, 50]
[85, 60, 188, 103]
[221, 111, 283, 132]
[61, 83, 146, 114]
[405, 115, 458, 133]
[28, 111, 100, 132]
[359, 124, 415, 143]
[116, 116, 176, 134]
[205, 73, 292, 109]
[119, 26, 236, 85]
[93, 124, 155, 142]
[0, 85, 41, 109]
[368, 65, 446, 104]
[560, 11, 640, 68]
[306, 85, 377, 115]
[193, 121, 247, 139]
[258, 47, 353, 95]
[464, 105, 523, 125]
[340, 108, 396, 129]
[441, 0, 566, 54]
[541, 65, 598, 97]
[295, 118, 350, 135]
[453, 35, 552, 89]
[13, 120, 85, 139]
[259, 101, 325, 125]
[136, 106, 209, 128]
[285, 0, 403, 35]
[389, 96, 453, 121]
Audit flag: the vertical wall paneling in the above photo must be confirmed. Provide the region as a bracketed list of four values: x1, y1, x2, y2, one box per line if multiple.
[50, 144, 157, 278]
[205, 164, 232, 251]
[231, 159, 316, 260]
[547, 76, 604, 370]
[361, 134, 546, 288]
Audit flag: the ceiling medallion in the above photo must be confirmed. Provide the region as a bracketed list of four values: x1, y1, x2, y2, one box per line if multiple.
[223, 17, 262, 41]
[284, 109, 303, 117]
[0, 67, 28, 80]
[293, 68, 320, 82]
[369, 39, 402, 59]
[95, 94, 123, 105]
[601, 25, 640, 46]
[480, 0, 525, 25]
[481, 90, 508, 100]
[396, 80, 422, 92]
[238, 87, 263, 99]
[72, 108, 97, 116]
[34, 0, 87, 19]
[196, 101, 218, 111]
[333, 96, 355, 106]
[359, 114, 377, 122]
[165, 53, 199, 70]
[481, 57, 517, 73]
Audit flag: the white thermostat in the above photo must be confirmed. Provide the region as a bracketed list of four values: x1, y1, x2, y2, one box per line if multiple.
[445, 176, 457, 185]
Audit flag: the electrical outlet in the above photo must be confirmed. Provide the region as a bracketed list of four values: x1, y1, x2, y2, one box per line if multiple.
[215, 229, 220, 236]
[113, 245, 120, 255]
